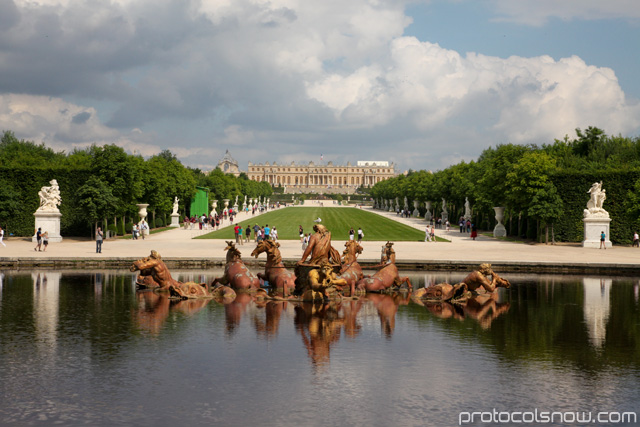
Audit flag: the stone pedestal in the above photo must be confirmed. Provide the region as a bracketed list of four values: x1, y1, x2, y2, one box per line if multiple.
[170, 213, 180, 227]
[583, 217, 611, 248]
[33, 211, 63, 243]
[493, 207, 507, 237]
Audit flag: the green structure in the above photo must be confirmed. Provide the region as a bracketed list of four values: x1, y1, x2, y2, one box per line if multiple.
[190, 187, 210, 217]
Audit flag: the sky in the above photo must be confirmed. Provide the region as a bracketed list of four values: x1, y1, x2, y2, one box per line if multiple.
[1, 0, 639, 173]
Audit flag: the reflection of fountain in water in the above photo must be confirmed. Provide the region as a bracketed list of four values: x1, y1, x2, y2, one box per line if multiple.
[583, 277, 611, 348]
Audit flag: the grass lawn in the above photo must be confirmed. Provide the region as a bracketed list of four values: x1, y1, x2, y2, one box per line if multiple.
[195, 207, 442, 241]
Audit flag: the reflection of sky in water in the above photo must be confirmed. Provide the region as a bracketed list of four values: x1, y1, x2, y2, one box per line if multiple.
[0, 270, 638, 426]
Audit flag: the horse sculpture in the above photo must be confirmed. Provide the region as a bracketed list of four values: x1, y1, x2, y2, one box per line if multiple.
[337, 240, 364, 296]
[251, 240, 296, 297]
[355, 242, 412, 293]
[130, 250, 211, 299]
[212, 241, 261, 291]
[130, 250, 181, 291]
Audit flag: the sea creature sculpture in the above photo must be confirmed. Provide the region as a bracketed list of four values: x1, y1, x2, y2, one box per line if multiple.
[355, 242, 412, 293]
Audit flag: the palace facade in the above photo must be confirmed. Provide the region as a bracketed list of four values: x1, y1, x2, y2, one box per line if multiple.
[247, 160, 396, 194]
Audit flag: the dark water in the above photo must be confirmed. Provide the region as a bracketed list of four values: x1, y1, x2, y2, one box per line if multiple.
[0, 270, 639, 426]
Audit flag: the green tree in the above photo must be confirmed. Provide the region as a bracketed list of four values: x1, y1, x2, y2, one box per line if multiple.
[528, 183, 563, 244]
[77, 176, 118, 237]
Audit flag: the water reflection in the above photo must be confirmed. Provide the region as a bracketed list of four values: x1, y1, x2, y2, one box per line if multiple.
[415, 292, 510, 329]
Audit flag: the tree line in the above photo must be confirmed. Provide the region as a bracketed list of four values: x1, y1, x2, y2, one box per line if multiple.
[0, 131, 272, 237]
[370, 127, 640, 244]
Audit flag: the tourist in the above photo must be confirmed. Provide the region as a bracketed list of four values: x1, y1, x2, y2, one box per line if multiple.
[34, 227, 42, 251]
[42, 231, 49, 251]
[349, 226, 355, 241]
[600, 230, 606, 249]
[234, 223, 240, 243]
[96, 227, 103, 253]
[0, 226, 5, 247]
[299, 225, 304, 242]
[357, 227, 364, 242]
[633, 232, 639, 247]
[139, 219, 148, 239]
[245, 225, 251, 243]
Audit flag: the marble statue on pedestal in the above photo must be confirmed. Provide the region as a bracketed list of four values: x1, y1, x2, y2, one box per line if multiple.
[33, 179, 63, 243]
[583, 181, 611, 248]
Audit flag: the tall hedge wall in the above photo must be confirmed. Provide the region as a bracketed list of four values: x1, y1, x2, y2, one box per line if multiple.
[551, 170, 640, 244]
[0, 167, 92, 237]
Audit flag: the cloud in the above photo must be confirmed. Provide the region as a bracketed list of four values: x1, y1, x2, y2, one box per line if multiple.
[487, 0, 640, 26]
[0, 0, 638, 172]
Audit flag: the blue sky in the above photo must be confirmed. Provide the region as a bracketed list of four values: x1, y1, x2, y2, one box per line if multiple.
[406, 1, 640, 101]
[1, 0, 639, 173]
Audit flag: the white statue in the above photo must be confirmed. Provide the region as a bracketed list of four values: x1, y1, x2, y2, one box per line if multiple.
[584, 181, 609, 218]
[464, 197, 471, 219]
[172, 197, 179, 215]
[37, 179, 62, 212]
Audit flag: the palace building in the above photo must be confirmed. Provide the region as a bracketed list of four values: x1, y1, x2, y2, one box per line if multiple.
[247, 160, 396, 194]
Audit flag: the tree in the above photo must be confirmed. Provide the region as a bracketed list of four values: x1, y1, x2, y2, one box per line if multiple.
[528, 183, 563, 244]
[77, 176, 118, 237]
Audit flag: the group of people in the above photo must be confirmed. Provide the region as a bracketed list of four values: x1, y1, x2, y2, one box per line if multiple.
[184, 212, 228, 231]
[458, 217, 478, 240]
[348, 226, 364, 242]
[233, 223, 279, 244]
[33, 227, 49, 251]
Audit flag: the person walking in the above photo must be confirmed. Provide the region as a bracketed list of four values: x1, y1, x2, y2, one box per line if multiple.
[0, 226, 6, 247]
[42, 231, 49, 251]
[234, 223, 240, 243]
[253, 224, 260, 242]
[470, 224, 478, 240]
[600, 230, 606, 249]
[34, 227, 42, 251]
[96, 227, 103, 253]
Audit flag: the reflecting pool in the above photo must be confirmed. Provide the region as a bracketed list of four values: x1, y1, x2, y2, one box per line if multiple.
[0, 270, 639, 426]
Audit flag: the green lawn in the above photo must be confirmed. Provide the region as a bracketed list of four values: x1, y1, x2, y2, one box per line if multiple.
[195, 207, 439, 241]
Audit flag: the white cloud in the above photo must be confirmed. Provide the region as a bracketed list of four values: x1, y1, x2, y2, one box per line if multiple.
[1, 0, 639, 172]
